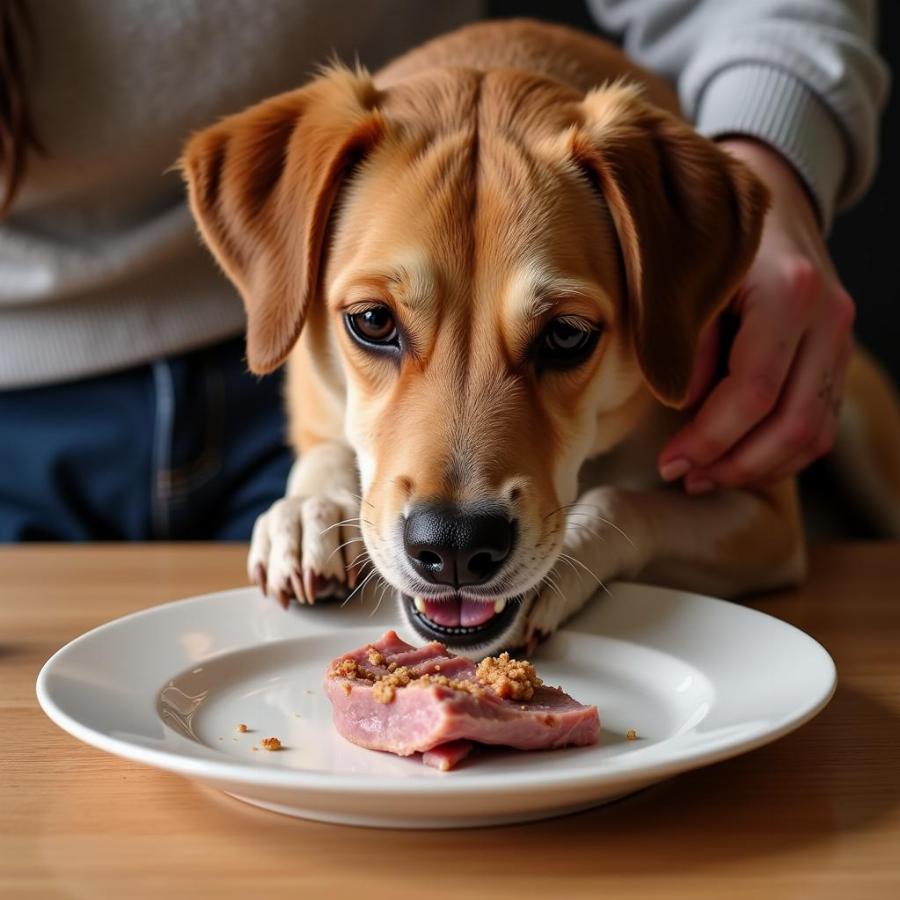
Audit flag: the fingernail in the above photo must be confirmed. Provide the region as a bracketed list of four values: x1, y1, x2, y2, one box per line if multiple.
[686, 477, 716, 495]
[660, 458, 690, 482]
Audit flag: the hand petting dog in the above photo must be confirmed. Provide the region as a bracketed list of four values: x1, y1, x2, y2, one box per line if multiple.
[660, 138, 855, 494]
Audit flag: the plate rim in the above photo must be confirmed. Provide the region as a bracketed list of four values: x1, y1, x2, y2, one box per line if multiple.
[36, 583, 837, 796]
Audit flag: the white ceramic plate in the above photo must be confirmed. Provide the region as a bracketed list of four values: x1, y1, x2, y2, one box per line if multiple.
[37, 583, 835, 828]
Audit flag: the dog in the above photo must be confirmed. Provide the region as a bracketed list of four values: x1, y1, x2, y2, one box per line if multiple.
[180, 19, 900, 657]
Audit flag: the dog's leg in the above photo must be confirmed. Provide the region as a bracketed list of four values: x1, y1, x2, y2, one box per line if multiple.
[247, 442, 361, 606]
[523, 480, 805, 648]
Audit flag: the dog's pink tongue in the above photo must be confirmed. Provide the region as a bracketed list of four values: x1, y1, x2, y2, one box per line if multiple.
[461, 598, 497, 627]
[423, 597, 496, 628]
[424, 598, 460, 627]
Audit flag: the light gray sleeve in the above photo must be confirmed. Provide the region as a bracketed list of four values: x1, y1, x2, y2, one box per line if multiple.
[586, 0, 890, 229]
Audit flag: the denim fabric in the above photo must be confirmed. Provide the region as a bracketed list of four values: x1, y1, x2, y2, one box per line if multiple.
[0, 336, 293, 541]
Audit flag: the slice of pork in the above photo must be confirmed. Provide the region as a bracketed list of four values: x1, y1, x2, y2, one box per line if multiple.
[324, 630, 599, 769]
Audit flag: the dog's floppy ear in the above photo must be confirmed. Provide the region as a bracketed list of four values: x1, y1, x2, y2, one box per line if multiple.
[573, 84, 769, 406]
[180, 66, 384, 374]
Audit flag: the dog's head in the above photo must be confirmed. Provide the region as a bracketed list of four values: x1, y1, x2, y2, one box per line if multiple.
[181, 64, 766, 655]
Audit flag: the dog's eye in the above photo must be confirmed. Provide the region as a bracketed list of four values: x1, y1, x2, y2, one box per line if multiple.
[537, 317, 601, 369]
[346, 306, 399, 348]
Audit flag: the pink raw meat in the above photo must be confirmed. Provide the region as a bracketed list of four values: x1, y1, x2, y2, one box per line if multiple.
[323, 630, 599, 769]
[422, 740, 475, 771]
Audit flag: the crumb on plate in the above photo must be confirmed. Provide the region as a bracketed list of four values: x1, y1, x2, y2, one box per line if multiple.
[260, 736, 282, 751]
[237, 723, 249, 733]
[626, 729, 638, 741]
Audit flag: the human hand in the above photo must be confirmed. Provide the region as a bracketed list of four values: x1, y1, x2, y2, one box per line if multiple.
[658, 138, 855, 494]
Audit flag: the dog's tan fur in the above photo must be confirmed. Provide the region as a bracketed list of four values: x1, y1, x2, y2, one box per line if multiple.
[181, 20, 899, 654]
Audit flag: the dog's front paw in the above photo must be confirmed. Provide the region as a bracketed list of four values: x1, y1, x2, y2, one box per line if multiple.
[522, 557, 608, 655]
[523, 488, 643, 652]
[248, 494, 362, 607]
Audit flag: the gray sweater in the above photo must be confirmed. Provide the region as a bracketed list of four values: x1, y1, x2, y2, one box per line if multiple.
[0, 0, 888, 388]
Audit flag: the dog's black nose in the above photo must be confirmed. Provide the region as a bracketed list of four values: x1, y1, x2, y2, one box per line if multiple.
[403, 503, 515, 588]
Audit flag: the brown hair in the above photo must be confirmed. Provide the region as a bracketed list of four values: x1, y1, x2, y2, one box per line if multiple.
[0, 0, 41, 217]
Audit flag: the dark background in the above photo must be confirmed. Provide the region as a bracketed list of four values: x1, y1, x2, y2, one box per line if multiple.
[488, 0, 899, 385]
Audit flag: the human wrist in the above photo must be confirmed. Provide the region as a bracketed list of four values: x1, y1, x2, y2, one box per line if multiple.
[717, 137, 820, 234]
[694, 64, 846, 230]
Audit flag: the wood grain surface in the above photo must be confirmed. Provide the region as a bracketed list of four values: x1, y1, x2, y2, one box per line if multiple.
[1, 543, 898, 899]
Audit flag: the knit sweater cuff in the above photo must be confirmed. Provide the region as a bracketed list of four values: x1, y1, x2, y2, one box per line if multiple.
[694, 63, 847, 231]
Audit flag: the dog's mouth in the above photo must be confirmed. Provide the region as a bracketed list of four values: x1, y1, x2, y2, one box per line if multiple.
[402, 593, 521, 647]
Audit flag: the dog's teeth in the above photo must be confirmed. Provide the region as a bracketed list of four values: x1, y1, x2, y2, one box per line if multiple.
[494, 598, 507, 614]
[413, 596, 426, 613]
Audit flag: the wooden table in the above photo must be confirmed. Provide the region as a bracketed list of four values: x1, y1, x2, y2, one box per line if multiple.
[2, 543, 899, 899]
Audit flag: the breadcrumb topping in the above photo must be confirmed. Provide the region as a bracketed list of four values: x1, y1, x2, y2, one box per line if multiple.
[371, 666, 414, 703]
[331, 659, 360, 678]
[328, 649, 544, 704]
[410, 673, 487, 698]
[475, 652, 542, 701]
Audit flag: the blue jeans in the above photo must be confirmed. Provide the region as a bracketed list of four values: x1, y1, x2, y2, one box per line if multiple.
[0, 336, 293, 541]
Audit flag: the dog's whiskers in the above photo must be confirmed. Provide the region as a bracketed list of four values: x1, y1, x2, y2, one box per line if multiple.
[345, 549, 370, 571]
[564, 520, 605, 542]
[318, 518, 360, 536]
[558, 551, 614, 598]
[540, 570, 566, 604]
[541, 505, 568, 522]
[340, 565, 378, 608]
[318, 516, 373, 538]
[562, 504, 637, 550]
[555, 552, 582, 580]
[370, 577, 393, 617]
[349, 491, 375, 510]
[325, 536, 365, 564]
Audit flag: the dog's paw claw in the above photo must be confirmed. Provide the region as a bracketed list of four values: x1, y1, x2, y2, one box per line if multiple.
[305, 571, 351, 602]
[303, 569, 345, 604]
[248, 493, 360, 609]
[250, 562, 268, 595]
[290, 570, 308, 605]
[522, 621, 548, 657]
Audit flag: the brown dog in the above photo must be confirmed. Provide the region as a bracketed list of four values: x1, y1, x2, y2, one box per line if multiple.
[181, 19, 899, 655]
